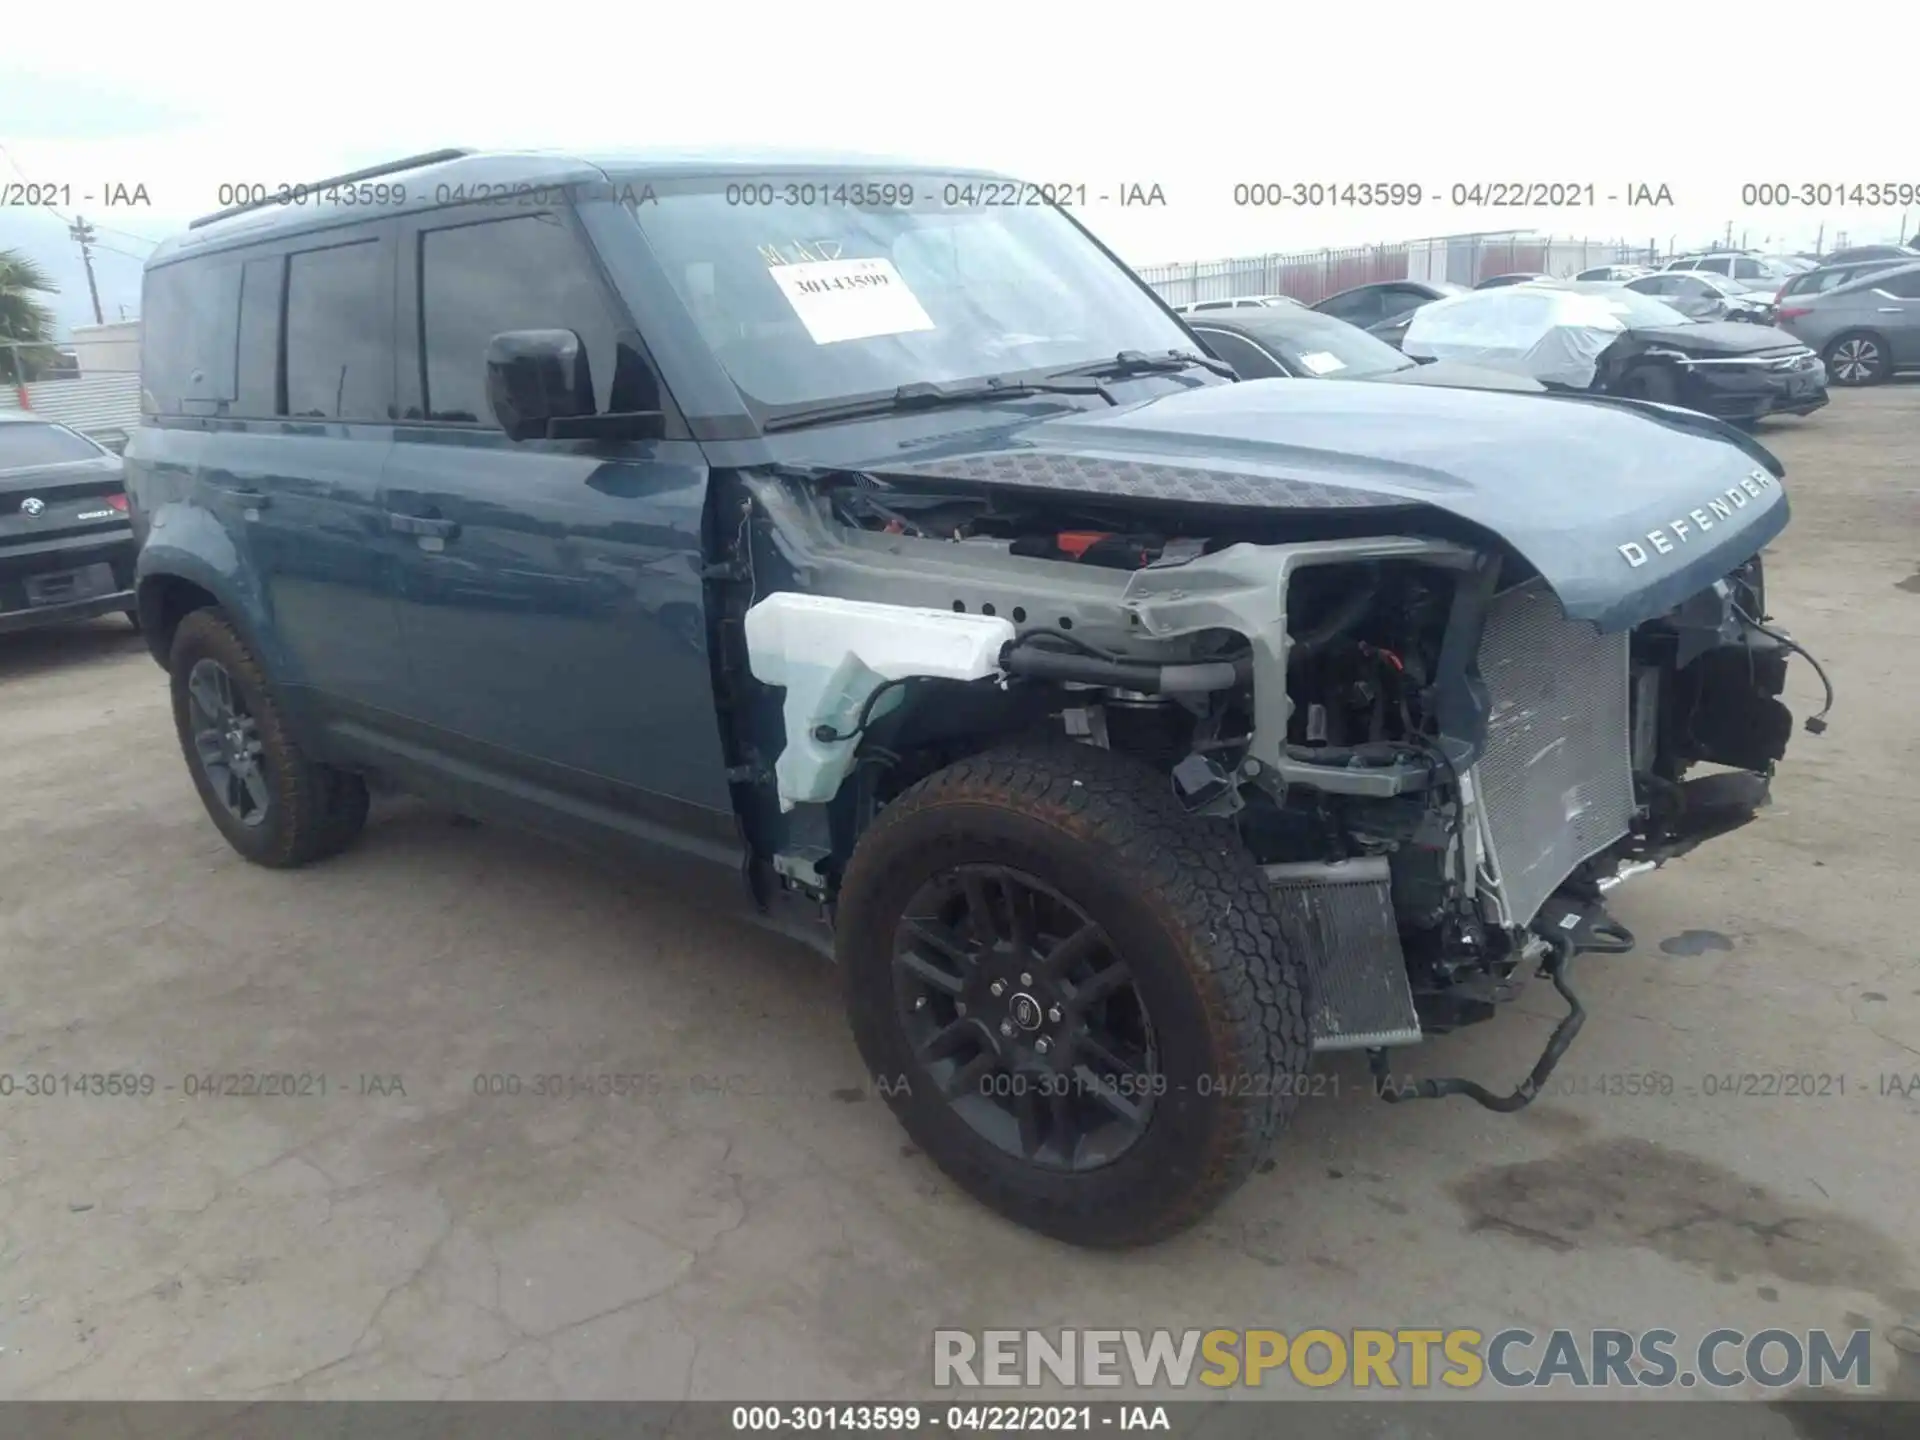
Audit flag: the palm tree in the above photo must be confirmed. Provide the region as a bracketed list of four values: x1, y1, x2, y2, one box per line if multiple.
[0, 247, 61, 383]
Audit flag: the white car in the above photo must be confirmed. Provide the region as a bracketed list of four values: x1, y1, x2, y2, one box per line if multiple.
[1573, 263, 1654, 282]
[1663, 252, 1802, 288]
[1173, 295, 1302, 314]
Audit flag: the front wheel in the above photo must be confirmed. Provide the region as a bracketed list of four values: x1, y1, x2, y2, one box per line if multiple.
[168, 609, 369, 867]
[1618, 362, 1678, 404]
[837, 742, 1309, 1247]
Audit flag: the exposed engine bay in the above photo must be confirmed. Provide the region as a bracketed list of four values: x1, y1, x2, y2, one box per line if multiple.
[723, 466, 1829, 1103]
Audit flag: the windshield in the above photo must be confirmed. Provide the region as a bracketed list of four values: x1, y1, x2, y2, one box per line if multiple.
[1236, 311, 1413, 378]
[626, 178, 1194, 412]
[0, 420, 105, 469]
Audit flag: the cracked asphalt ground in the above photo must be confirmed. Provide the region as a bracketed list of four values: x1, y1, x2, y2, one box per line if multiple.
[0, 386, 1915, 1410]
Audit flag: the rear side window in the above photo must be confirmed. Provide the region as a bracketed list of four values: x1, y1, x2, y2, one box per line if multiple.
[235, 256, 284, 415]
[142, 261, 241, 412]
[286, 241, 387, 420]
[0, 420, 104, 467]
[417, 213, 620, 424]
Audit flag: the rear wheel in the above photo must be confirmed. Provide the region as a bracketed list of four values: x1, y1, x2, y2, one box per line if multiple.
[168, 609, 369, 867]
[1823, 331, 1889, 386]
[837, 741, 1309, 1247]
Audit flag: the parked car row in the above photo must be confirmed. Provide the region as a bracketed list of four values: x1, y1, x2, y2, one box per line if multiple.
[1177, 251, 1920, 418]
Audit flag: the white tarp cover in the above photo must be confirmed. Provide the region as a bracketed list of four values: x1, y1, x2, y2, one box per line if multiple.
[1402, 287, 1627, 388]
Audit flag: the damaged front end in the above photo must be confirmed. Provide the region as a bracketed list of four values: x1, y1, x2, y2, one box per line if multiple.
[720, 431, 1827, 1112]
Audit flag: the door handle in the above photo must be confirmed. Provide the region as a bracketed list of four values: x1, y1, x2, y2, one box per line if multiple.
[217, 486, 271, 511]
[1877, 306, 1903, 313]
[388, 513, 459, 540]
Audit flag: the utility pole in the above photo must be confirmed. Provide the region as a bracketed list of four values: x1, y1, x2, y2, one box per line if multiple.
[69, 216, 105, 325]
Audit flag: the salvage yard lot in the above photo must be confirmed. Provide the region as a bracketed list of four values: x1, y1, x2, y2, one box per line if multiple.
[1, 386, 1916, 1406]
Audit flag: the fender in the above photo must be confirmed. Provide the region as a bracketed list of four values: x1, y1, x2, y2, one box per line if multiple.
[134, 500, 311, 737]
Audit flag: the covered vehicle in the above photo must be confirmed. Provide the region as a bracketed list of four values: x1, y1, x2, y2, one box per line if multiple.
[1185, 304, 1545, 392]
[128, 148, 1827, 1248]
[1404, 281, 1828, 420]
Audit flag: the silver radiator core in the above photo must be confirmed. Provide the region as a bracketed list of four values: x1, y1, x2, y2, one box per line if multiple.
[1470, 580, 1635, 927]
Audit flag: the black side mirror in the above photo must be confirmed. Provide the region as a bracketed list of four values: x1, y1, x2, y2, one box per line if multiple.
[487, 330, 593, 441]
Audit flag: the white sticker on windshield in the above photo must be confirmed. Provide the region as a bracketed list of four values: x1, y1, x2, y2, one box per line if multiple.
[1297, 350, 1347, 375]
[767, 257, 935, 345]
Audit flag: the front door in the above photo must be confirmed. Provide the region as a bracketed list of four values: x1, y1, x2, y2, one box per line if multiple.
[382, 202, 736, 852]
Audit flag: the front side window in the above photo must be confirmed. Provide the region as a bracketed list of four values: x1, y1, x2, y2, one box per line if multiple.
[418, 212, 623, 423]
[285, 241, 387, 420]
[626, 179, 1191, 414]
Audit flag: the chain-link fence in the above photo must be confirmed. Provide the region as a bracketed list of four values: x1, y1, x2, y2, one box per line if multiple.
[1136, 231, 1670, 308]
[1, 334, 143, 451]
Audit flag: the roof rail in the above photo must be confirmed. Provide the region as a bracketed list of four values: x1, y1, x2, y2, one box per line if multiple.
[188, 148, 477, 229]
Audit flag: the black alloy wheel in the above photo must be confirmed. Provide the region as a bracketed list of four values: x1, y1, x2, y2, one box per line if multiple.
[186, 656, 271, 828]
[167, 607, 369, 867]
[893, 863, 1155, 1171]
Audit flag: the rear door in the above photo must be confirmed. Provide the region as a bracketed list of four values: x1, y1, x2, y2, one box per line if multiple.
[238, 223, 413, 721]
[381, 199, 737, 849]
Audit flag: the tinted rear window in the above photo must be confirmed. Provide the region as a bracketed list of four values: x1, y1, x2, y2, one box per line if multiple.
[142, 261, 241, 412]
[0, 421, 104, 468]
[285, 241, 388, 420]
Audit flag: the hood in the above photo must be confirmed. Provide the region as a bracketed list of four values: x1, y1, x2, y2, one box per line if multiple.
[1371, 360, 1547, 394]
[863, 379, 1787, 632]
[1631, 321, 1804, 355]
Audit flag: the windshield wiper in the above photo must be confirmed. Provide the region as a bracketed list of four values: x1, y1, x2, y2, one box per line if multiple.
[761, 375, 1116, 433]
[1047, 348, 1238, 383]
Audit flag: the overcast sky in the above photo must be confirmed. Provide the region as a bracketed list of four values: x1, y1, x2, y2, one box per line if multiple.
[3, 2, 1913, 335]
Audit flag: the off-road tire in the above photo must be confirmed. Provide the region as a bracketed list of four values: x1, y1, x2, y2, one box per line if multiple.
[168, 609, 369, 867]
[838, 741, 1310, 1247]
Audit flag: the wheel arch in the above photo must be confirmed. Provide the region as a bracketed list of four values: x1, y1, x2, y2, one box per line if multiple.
[134, 545, 284, 684]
